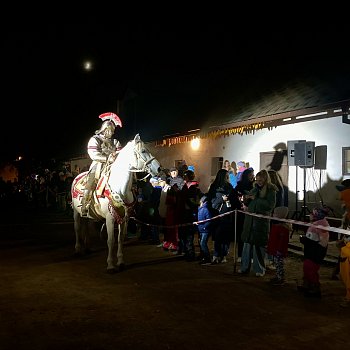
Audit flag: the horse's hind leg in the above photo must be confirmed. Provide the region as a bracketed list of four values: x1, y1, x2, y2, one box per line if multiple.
[73, 209, 84, 255]
[116, 222, 126, 271]
[84, 219, 96, 254]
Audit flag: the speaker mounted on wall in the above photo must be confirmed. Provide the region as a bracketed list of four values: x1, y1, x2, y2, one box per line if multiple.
[314, 145, 327, 170]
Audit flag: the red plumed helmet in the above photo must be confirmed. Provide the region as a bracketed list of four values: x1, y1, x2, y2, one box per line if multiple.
[98, 112, 122, 128]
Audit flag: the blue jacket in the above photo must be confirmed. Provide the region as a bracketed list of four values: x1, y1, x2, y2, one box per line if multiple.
[197, 202, 212, 234]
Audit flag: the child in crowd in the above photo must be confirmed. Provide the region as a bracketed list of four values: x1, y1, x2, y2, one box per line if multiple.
[339, 235, 350, 307]
[298, 206, 330, 298]
[236, 161, 247, 182]
[332, 179, 350, 280]
[196, 195, 212, 265]
[335, 179, 350, 306]
[266, 206, 291, 285]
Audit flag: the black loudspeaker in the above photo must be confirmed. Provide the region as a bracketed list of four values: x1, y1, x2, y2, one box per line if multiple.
[342, 106, 350, 124]
[287, 140, 306, 166]
[294, 141, 315, 167]
[343, 113, 350, 124]
[314, 145, 327, 170]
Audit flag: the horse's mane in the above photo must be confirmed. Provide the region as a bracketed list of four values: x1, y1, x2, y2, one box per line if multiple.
[112, 135, 141, 169]
[119, 139, 133, 155]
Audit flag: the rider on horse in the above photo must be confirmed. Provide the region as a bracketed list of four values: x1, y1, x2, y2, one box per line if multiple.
[81, 112, 123, 216]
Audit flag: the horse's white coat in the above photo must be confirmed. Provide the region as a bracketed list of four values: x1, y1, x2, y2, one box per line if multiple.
[71, 134, 161, 272]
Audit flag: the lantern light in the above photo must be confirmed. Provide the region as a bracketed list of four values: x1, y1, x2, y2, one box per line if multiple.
[191, 138, 200, 150]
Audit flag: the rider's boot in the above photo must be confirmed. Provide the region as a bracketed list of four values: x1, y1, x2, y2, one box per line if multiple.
[81, 189, 92, 217]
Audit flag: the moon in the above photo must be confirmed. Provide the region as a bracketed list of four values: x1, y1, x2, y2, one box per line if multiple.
[83, 60, 93, 71]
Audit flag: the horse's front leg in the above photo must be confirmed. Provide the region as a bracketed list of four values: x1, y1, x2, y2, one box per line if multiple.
[73, 209, 83, 255]
[105, 217, 117, 273]
[116, 221, 126, 271]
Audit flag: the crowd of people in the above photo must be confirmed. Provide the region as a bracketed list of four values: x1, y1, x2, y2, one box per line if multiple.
[1, 113, 349, 308]
[0, 167, 80, 214]
[132, 162, 278, 270]
[130, 159, 350, 308]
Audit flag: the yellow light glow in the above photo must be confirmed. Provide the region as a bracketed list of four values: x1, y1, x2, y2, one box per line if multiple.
[191, 138, 200, 150]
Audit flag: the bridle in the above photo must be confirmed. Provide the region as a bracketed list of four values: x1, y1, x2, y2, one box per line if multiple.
[129, 142, 156, 175]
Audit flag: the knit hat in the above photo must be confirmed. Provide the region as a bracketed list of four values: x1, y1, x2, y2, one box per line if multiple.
[273, 206, 289, 219]
[312, 206, 330, 221]
[183, 169, 195, 181]
[188, 165, 195, 172]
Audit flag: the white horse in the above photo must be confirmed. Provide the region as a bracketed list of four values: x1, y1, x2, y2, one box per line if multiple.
[71, 134, 161, 273]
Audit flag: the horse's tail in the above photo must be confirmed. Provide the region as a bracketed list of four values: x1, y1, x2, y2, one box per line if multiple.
[100, 222, 106, 239]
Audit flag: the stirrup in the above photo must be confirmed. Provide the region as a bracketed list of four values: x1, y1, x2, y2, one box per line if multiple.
[81, 203, 89, 217]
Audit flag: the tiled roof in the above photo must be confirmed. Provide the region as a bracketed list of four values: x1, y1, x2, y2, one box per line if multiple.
[214, 73, 350, 127]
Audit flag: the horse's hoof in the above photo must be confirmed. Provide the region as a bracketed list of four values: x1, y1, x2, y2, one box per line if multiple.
[107, 267, 118, 274]
[118, 263, 126, 272]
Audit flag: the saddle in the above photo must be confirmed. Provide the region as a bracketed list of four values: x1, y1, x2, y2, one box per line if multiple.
[74, 164, 110, 197]
[73, 168, 127, 222]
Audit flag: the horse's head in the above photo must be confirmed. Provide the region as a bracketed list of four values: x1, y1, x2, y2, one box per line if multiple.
[129, 134, 161, 177]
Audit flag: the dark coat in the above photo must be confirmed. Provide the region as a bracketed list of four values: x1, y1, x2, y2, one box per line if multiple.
[301, 237, 328, 264]
[179, 180, 202, 224]
[197, 202, 212, 234]
[207, 183, 242, 242]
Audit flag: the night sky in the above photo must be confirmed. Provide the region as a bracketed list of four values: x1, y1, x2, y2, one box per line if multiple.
[2, 20, 349, 163]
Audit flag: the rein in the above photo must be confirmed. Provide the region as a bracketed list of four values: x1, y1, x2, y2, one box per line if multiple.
[137, 173, 151, 181]
[129, 143, 156, 174]
[129, 156, 156, 173]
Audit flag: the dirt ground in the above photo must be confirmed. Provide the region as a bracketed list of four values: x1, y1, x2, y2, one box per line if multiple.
[0, 208, 349, 350]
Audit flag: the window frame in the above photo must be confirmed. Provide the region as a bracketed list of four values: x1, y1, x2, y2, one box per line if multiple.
[343, 147, 350, 175]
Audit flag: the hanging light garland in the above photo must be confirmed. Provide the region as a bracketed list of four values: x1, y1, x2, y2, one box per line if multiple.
[154, 122, 265, 147]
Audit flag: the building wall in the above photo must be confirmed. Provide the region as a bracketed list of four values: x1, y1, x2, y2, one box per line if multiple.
[147, 115, 350, 217]
[0, 163, 18, 183]
[69, 157, 91, 176]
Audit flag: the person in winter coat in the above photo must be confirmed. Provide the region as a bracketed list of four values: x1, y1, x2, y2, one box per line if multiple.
[207, 169, 242, 264]
[235, 167, 255, 198]
[239, 169, 277, 276]
[339, 236, 350, 308]
[177, 169, 202, 261]
[196, 195, 213, 265]
[331, 179, 350, 280]
[266, 206, 291, 285]
[337, 179, 350, 229]
[235, 167, 255, 261]
[298, 206, 330, 298]
[163, 180, 180, 252]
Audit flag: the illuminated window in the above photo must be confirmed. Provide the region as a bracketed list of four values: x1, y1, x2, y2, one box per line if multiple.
[343, 147, 350, 175]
